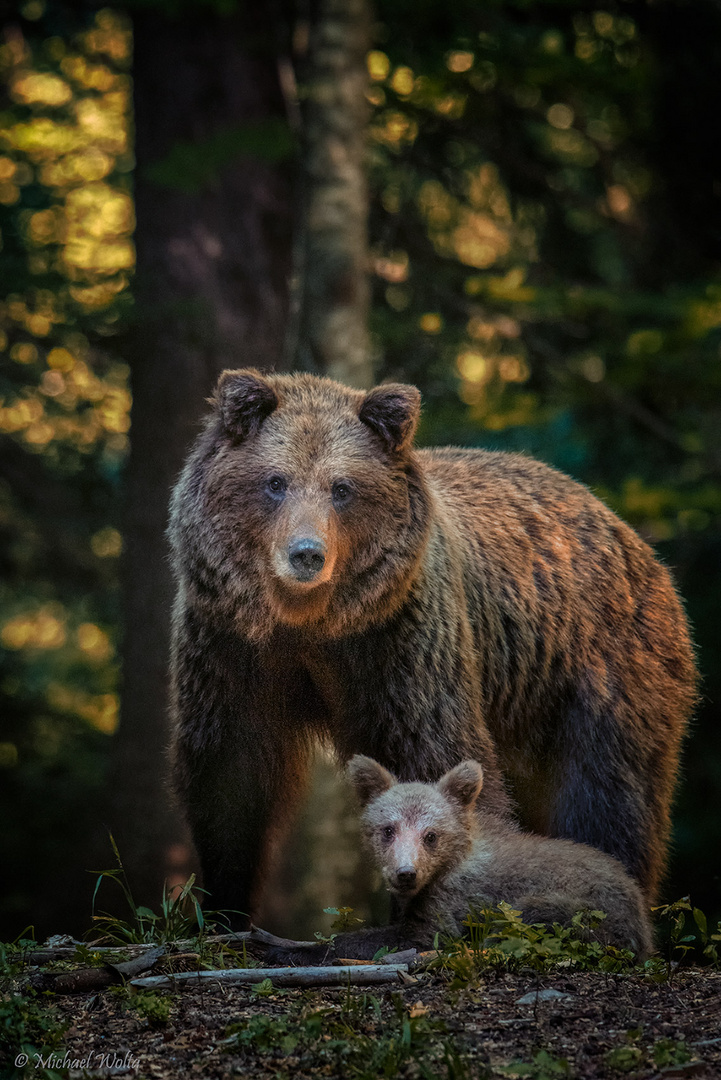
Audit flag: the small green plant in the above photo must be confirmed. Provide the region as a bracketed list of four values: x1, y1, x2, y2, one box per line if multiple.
[249, 977, 278, 998]
[604, 1028, 693, 1074]
[605, 1045, 643, 1073]
[313, 904, 365, 945]
[651, 1039, 691, 1068]
[497, 1048, 570, 1078]
[89, 833, 231, 945]
[224, 993, 471, 1079]
[0, 984, 68, 1079]
[128, 990, 172, 1025]
[326, 906, 365, 932]
[652, 897, 721, 975]
[433, 902, 637, 987]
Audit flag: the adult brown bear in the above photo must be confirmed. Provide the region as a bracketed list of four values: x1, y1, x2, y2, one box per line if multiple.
[168, 369, 696, 923]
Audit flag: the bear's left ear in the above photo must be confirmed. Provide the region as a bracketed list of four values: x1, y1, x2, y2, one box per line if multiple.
[347, 755, 396, 807]
[437, 761, 484, 810]
[359, 383, 421, 454]
[215, 368, 278, 440]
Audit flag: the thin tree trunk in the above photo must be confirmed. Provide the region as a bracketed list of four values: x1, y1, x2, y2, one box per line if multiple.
[292, 0, 373, 388]
[108, 6, 292, 908]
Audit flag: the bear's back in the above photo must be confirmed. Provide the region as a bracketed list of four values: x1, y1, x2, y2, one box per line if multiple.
[415, 820, 652, 957]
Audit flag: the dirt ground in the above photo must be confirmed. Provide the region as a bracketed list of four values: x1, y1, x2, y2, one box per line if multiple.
[33, 964, 721, 1080]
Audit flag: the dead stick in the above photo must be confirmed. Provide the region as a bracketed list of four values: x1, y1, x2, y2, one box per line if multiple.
[51, 946, 166, 994]
[130, 963, 409, 991]
[25, 933, 252, 965]
[249, 926, 317, 949]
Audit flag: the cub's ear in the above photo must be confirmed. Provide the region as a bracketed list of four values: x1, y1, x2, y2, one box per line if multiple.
[215, 368, 278, 439]
[359, 383, 421, 454]
[347, 755, 396, 807]
[437, 761, 484, 810]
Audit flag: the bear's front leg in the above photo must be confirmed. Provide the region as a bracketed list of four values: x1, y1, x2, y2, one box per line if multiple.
[264, 925, 424, 966]
[170, 609, 314, 925]
[174, 730, 311, 926]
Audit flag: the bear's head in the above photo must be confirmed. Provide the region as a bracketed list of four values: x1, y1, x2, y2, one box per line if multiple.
[185, 370, 431, 637]
[347, 755, 483, 900]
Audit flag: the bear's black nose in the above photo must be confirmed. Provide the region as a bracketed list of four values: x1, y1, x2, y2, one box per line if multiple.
[396, 867, 417, 888]
[288, 537, 326, 581]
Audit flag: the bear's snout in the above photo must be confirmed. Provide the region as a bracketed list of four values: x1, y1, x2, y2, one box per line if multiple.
[395, 865, 418, 891]
[287, 537, 327, 581]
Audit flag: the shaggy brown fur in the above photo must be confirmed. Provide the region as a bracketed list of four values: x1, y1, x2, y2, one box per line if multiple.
[266, 756, 653, 964]
[168, 370, 696, 922]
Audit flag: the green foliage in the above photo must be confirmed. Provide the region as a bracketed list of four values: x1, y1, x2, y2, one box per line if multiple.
[652, 897, 721, 973]
[89, 837, 214, 945]
[497, 1049, 570, 1079]
[224, 991, 474, 1080]
[324, 905, 365, 933]
[249, 978, 277, 999]
[433, 903, 637, 988]
[127, 990, 172, 1026]
[604, 1044, 643, 1074]
[652, 1039, 691, 1069]
[604, 1029, 691, 1074]
[0, 4, 132, 941]
[313, 905, 366, 945]
[0, 984, 67, 1080]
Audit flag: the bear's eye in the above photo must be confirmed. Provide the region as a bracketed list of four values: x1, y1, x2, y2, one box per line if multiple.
[266, 475, 287, 499]
[332, 481, 353, 507]
[424, 832, 437, 846]
[382, 825, 395, 841]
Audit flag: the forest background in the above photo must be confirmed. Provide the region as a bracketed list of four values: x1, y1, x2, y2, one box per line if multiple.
[0, 0, 719, 945]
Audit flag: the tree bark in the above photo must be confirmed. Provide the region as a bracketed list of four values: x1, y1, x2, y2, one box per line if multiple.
[291, 0, 373, 387]
[107, 5, 292, 908]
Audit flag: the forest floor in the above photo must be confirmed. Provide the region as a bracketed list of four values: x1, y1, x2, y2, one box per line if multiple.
[7, 953, 721, 1080]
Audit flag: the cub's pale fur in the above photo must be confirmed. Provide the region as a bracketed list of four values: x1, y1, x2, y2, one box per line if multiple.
[267, 756, 653, 964]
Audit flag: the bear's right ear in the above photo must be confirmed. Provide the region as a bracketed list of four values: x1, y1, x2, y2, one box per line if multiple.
[437, 761, 484, 810]
[215, 369, 278, 439]
[347, 755, 395, 807]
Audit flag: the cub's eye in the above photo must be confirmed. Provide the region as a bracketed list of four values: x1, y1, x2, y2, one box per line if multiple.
[332, 481, 353, 507]
[424, 832, 437, 846]
[382, 825, 395, 841]
[266, 476, 287, 499]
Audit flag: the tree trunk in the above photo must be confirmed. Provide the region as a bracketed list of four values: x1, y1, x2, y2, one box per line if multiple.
[291, 0, 373, 388]
[107, 5, 292, 908]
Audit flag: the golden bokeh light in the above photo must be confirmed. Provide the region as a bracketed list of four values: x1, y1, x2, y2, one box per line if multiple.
[547, 103, 574, 130]
[391, 67, 415, 96]
[457, 348, 490, 383]
[46, 683, 119, 734]
[77, 622, 113, 662]
[367, 51, 390, 82]
[11, 71, 72, 107]
[447, 51, 474, 73]
[419, 313, 443, 334]
[1, 606, 67, 651]
[91, 526, 123, 558]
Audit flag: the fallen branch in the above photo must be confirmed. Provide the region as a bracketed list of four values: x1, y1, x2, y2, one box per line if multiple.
[131, 963, 410, 991]
[249, 926, 317, 949]
[24, 932, 251, 965]
[48, 946, 167, 994]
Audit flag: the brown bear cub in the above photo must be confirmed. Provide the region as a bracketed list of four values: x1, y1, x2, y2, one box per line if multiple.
[169, 369, 696, 924]
[266, 756, 653, 965]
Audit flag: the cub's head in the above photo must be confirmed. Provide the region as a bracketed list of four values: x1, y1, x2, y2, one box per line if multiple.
[184, 369, 427, 637]
[347, 756, 484, 899]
